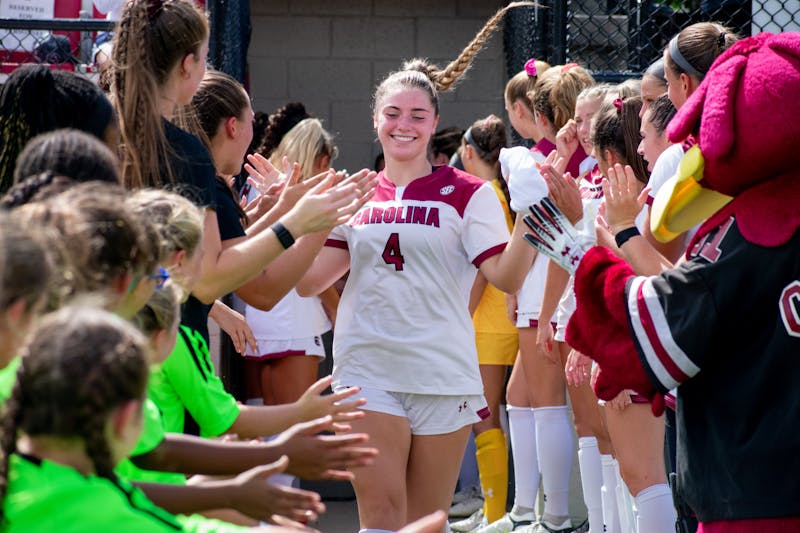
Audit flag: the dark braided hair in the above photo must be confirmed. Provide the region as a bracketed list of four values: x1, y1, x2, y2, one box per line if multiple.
[0, 306, 149, 518]
[0, 65, 115, 194]
[13, 183, 158, 308]
[0, 173, 77, 209]
[13, 129, 120, 187]
[258, 102, 310, 158]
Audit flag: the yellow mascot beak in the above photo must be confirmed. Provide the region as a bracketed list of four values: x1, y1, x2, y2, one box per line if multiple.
[650, 145, 734, 242]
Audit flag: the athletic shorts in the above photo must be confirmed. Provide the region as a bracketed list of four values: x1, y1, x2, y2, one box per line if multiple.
[336, 385, 489, 436]
[476, 331, 518, 366]
[516, 313, 557, 330]
[244, 335, 326, 361]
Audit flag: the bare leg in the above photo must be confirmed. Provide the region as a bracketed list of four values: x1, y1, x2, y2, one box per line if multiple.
[406, 425, 473, 524]
[263, 354, 320, 405]
[347, 410, 412, 530]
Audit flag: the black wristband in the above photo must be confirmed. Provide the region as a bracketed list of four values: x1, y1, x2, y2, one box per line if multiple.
[271, 221, 295, 249]
[614, 226, 640, 248]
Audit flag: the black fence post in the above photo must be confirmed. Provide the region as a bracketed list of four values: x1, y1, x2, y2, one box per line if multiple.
[552, 0, 568, 65]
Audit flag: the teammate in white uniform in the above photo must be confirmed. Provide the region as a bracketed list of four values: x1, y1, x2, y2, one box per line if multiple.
[297, 5, 540, 530]
[243, 117, 339, 410]
[505, 65, 596, 533]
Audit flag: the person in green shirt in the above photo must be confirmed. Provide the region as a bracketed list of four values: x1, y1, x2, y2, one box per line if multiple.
[0, 306, 266, 532]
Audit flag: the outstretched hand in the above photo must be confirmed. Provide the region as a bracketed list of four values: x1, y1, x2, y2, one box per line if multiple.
[295, 375, 366, 424]
[274, 415, 378, 481]
[601, 163, 648, 234]
[230, 456, 325, 523]
[540, 162, 581, 225]
[279, 169, 377, 238]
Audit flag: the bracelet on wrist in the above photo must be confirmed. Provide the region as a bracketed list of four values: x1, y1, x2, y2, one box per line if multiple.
[271, 221, 295, 249]
[614, 226, 640, 248]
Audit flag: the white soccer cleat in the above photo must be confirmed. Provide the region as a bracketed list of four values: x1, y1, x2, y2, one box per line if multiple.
[451, 509, 487, 533]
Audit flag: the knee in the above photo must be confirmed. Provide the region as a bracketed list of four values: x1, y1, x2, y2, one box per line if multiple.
[617, 460, 667, 496]
[357, 490, 406, 529]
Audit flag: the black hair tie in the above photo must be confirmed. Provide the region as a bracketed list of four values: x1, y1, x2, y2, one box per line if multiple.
[718, 32, 727, 47]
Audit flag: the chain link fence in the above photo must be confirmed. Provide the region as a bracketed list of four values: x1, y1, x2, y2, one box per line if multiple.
[0, 17, 112, 71]
[0, 0, 247, 82]
[504, 0, 800, 82]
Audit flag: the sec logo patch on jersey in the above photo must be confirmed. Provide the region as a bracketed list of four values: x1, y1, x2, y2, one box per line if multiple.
[440, 185, 455, 195]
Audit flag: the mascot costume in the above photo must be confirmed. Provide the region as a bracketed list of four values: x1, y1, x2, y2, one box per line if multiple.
[524, 33, 800, 532]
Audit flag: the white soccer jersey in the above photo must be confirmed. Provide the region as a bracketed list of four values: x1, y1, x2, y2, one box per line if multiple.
[327, 166, 509, 395]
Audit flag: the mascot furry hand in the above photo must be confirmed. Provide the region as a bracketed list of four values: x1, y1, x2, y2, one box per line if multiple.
[524, 33, 800, 416]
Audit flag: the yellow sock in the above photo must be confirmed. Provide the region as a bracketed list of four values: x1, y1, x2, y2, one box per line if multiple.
[475, 428, 508, 523]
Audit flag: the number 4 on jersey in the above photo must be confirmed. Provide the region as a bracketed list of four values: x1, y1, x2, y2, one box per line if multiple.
[382, 232, 405, 271]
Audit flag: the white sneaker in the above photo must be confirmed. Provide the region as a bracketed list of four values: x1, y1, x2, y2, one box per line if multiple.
[451, 509, 487, 532]
[530, 518, 574, 533]
[449, 486, 484, 517]
[476, 511, 536, 533]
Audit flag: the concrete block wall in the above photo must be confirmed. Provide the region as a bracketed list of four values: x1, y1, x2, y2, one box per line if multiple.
[247, 0, 508, 173]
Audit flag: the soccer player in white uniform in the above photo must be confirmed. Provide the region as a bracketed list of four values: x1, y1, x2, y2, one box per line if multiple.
[296, 5, 540, 530]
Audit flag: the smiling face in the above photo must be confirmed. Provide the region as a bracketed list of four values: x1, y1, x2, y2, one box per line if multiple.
[637, 113, 672, 172]
[374, 87, 439, 165]
[574, 96, 602, 155]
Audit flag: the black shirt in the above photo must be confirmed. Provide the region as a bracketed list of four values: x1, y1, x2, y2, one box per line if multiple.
[162, 119, 217, 342]
[626, 217, 800, 521]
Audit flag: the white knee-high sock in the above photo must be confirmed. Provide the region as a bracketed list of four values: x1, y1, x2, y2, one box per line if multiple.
[600, 454, 621, 533]
[533, 405, 573, 523]
[578, 437, 603, 533]
[635, 484, 676, 533]
[507, 405, 539, 512]
[615, 460, 636, 533]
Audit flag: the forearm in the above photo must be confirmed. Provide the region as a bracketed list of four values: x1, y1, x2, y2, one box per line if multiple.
[132, 434, 284, 476]
[228, 404, 304, 440]
[538, 260, 570, 324]
[245, 199, 291, 237]
[480, 213, 537, 294]
[193, 228, 288, 304]
[617, 235, 674, 276]
[135, 481, 236, 515]
[235, 231, 329, 310]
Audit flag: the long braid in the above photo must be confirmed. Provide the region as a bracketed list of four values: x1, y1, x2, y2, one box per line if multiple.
[0, 372, 24, 523]
[11, 308, 148, 486]
[0, 172, 59, 209]
[113, 0, 167, 189]
[433, 1, 537, 91]
[375, 2, 537, 114]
